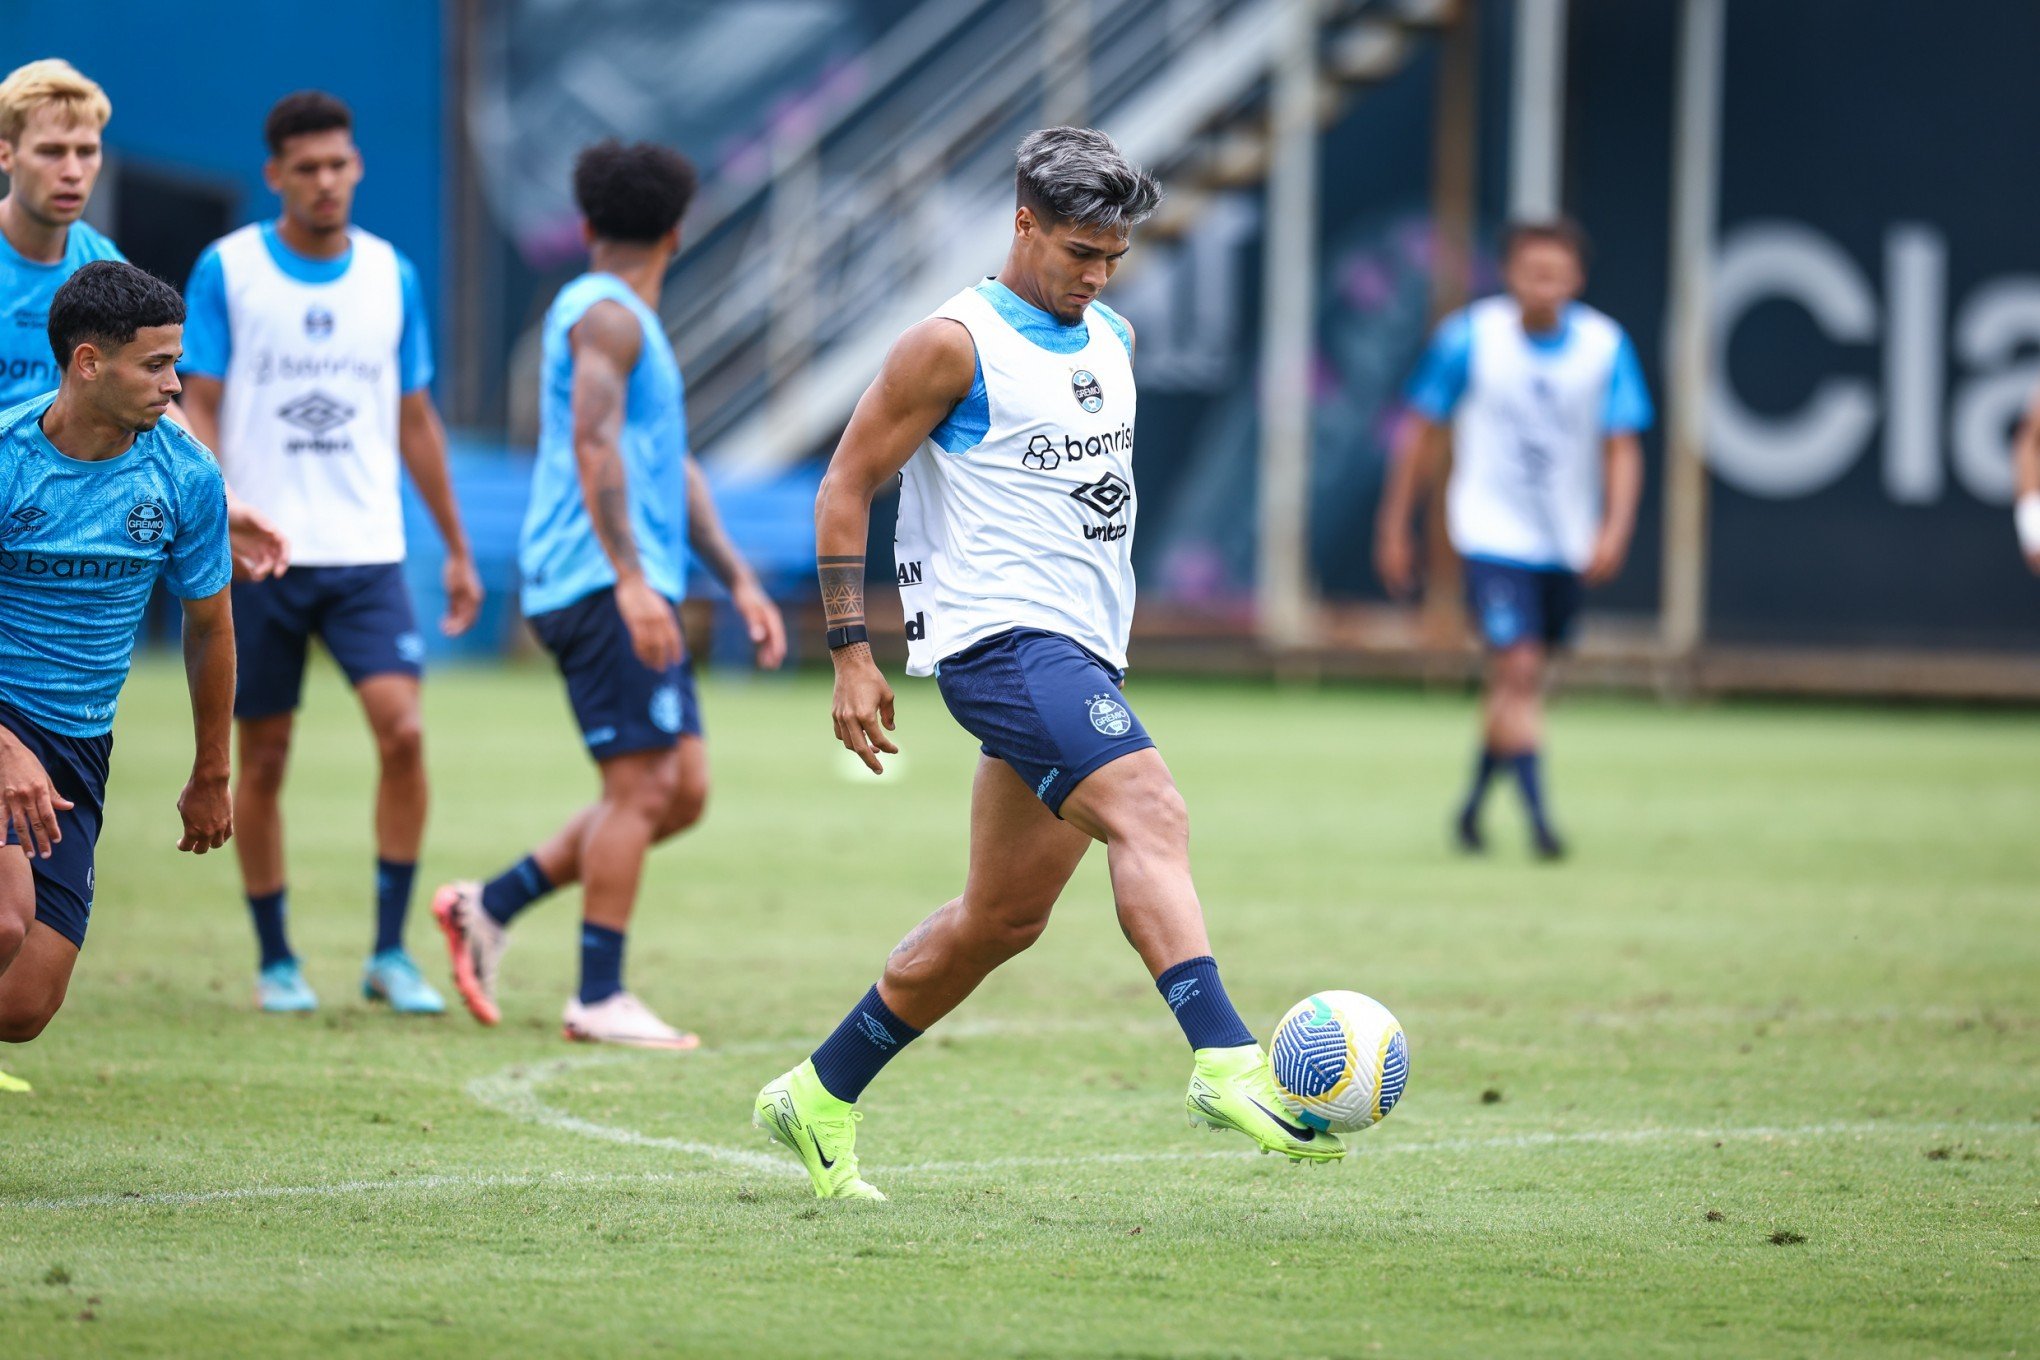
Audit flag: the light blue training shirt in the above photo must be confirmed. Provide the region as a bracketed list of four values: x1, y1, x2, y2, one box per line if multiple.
[519, 272, 688, 616]
[0, 395, 231, 736]
[0, 221, 126, 408]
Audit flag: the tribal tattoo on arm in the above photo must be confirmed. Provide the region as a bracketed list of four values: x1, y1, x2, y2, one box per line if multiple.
[818, 554, 866, 628]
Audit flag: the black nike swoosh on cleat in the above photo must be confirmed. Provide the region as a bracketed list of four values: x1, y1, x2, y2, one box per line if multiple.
[1248, 1098, 1317, 1141]
[815, 1140, 835, 1170]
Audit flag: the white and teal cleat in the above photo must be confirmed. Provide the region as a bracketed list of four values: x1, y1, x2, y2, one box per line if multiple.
[362, 950, 446, 1015]
[256, 959, 318, 1013]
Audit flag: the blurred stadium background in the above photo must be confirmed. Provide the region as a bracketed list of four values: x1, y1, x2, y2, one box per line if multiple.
[16, 0, 2040, 697]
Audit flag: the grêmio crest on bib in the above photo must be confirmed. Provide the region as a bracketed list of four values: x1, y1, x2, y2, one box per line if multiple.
[1071, 367, 1104, 413]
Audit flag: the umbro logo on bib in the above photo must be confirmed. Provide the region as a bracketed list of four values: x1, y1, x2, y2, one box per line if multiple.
[1071, 368, 1103, 413]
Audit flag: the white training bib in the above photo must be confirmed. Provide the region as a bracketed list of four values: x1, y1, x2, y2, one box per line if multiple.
[213, 224, 406, 565]
[894, 285, 1138, 676]
[1447, 296, 1623, 570]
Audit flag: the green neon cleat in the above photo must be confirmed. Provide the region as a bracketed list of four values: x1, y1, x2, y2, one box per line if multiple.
[1185, 1043, 1346, 1164]
[752, 1060, 887, 1201]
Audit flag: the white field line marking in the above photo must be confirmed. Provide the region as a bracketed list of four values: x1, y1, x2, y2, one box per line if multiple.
[8, 1170, 706, 1212]
[466, 1052, 2038, 1178]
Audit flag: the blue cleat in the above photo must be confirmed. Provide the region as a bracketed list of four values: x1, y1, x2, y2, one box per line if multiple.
[362, 949, 446, 1015]
[257, 959, 319, 1013]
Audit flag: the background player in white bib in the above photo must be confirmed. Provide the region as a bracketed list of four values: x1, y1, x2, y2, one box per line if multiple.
[753, 128, 1343, 1201]
[1375, 219, 1651, 859]
[180, 92, 481, 1015]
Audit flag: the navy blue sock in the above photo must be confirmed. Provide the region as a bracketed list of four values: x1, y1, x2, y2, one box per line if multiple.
[809, 984, 922, 1103]
[249, 889, 293, 970]
[373, 859, 417, 956]
[481, 854, 554, 927]
[1155, 955, 1255, 1051]
[1461, 747, 1502, 822]
[578, 923, 626, 1005]
[1508, 752, 1551, 834]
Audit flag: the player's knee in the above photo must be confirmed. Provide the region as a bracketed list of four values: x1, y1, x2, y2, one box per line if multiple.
[656, 779, 708, 841]
[0, 997, 55, 1043]
[238, 733, 293, 792]
[373, 715, 425, 771]
[984, 909, 1049, 958]
[607, 758, 681, 824]
[1113, 777, 1190, 855]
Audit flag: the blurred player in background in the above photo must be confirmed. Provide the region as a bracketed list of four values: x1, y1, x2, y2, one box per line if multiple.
[0, 262, 233, 1079]
[432, 141, 785, 1047]
[1375, 219, 1650, 860]
[179, 91, 481, 1015]
[0, 59, 287, 572]
[752, 127, 1342, 1202]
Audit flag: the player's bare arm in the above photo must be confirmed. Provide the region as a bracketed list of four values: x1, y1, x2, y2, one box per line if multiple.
[175, 587, 234, 855]
[814, 316, 976, 773]
[2013, 383, 2040, 573]
[569, 299, 676, 671]
[397, 389, 483, 634]
[1584, 432, 1644, 585]
[171, 374, 290, 582]
[684, 455, 786, 669]
[1374, 413, 1446, 597]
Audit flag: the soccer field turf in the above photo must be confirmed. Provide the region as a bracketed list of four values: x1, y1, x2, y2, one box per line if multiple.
[1, 659, 2034, 1358]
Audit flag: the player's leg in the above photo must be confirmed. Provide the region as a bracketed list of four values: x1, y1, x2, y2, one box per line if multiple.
[556, 741, 700, 1047]
[0, 756, 100, 1050]
[230, 575, 317, 1010]
[0, 852, 41, 1088]
[329, 565, 442, 1012]
[1457, 560, 1542, 853]
[1488, 640, 1563, 857]
[0, 923, 79, 1044]
[1057, 748, 1340, 1163]
[756, 753, 1090, 1199]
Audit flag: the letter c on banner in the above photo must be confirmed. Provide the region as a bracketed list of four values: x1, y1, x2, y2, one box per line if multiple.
[1706, 222, 1880, 498]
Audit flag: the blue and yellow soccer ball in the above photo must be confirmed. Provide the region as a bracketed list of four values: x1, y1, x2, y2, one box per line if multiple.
[1269, 990, 1409, 1133]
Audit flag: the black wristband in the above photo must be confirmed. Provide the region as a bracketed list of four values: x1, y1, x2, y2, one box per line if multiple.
[826, 623, 869, 652]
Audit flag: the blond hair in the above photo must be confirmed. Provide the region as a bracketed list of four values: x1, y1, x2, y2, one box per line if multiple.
[0, 59, 111, 143]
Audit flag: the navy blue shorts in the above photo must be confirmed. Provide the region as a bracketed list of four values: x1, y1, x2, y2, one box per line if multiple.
[0, 702, 110, 951]
[936, 628, 1155, 816]
[527, 586, 703, 763]
[1463, 558, 1583, 651]
[232, 563, 424, 718]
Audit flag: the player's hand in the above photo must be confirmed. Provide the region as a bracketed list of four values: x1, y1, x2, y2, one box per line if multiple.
[731, 580, 787, 670]
[1375, 523, 1417, 598]
[442, 551, 484, 637]
[615, 575, 682, 672]
[0, 735, 72, 860]
[831, 644, 898, 775]
[1583, 529, 1630, 586]
[175, 771, 232, 854]
[227, 497, 290, 582]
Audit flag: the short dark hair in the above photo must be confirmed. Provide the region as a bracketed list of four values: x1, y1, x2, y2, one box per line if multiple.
[265, 90, 352, 156]
[573, 140, 699, 244]
[1015, 127, 1161, 233]
[49, 260, 185, 370]
[1501, 216, 1591, 267]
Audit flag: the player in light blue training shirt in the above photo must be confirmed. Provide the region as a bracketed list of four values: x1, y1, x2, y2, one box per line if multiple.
[0, 260, 234, 1064]
[1376, 218, 1652, 859]
[433, 140, 785, 1048]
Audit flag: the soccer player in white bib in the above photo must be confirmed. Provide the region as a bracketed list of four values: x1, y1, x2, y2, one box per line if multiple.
[752, 128, 1341, 1200]
[179, 92, 482, 1015]
[1374, 219, 1651, 859]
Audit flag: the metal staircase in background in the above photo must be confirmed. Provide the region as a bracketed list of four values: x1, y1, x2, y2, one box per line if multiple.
[664, 0, 1457, 481]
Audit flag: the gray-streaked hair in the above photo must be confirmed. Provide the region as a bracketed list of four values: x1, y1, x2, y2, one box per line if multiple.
[1015, 126, 1162, 233]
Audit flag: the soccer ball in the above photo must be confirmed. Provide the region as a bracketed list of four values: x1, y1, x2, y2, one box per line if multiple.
[1269, 990, 1409, 1133]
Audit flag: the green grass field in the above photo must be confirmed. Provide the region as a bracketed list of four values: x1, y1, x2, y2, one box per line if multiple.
[1, 658, 2034, 1358]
